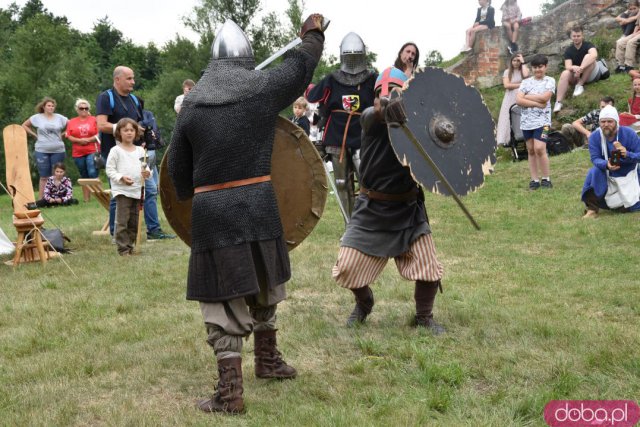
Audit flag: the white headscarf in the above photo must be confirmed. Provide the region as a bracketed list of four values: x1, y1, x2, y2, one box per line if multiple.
[599, 105, 619, 125]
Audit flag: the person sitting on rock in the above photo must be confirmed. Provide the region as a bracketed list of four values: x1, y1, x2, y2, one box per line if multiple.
[553, 25, 600, 113]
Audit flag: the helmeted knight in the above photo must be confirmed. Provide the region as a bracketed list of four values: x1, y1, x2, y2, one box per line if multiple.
[306, 32, 378, 222]
[166, 16, 325, 415]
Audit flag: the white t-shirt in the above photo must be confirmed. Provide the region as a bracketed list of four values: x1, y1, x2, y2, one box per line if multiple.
[106, 144, 149, 199]
[518, 76, 556, 130]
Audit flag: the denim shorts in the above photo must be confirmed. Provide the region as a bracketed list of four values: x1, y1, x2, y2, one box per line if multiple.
[35, 151, 66, 177]
[522, 127, 545, 142]
[73, 153, 98, 178]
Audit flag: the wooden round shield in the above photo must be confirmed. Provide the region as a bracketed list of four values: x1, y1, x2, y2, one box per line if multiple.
[159, 116, 328, 251]
[388, 67, 496, 196]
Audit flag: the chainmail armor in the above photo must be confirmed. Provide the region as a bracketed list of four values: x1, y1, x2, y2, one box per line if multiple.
[168, 32, 323, 255]
[332, 69, 376, 86]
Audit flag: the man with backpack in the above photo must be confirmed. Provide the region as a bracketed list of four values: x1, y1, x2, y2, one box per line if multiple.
[96, 66, 175, 240]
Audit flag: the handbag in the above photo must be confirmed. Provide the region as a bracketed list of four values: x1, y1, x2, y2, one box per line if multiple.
[92, 141, 105, 170]
[41, 228, 71, 253]
[600, 130, 640, 208]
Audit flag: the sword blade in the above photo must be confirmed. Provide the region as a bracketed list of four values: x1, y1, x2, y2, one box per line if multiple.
[322, 160, 350, 224]
[255, 37, 302, 70]
[399, 124, 481, 231]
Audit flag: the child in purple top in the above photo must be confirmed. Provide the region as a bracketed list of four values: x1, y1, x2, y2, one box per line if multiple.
[36, 163, 78, 207]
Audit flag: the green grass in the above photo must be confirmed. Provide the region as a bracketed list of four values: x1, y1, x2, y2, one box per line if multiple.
[1, 150, 639, 426]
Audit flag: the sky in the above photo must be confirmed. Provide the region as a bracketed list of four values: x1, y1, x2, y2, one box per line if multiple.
[2, 0, 548, 68]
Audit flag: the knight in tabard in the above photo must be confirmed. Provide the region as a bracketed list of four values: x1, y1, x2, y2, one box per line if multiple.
[306, 32, 378, 222]
[167, 16, 325, 414]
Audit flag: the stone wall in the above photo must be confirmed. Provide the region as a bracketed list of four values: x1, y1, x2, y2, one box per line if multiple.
[448, 0, 623, 88]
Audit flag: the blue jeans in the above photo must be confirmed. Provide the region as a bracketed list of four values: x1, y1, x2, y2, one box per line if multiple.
[35, 151, 66, 177]
[73, 154, 99, 179]
[107, 150, 161, 235]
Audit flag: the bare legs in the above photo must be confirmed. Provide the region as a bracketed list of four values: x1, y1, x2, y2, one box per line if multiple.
[464, 24, 489, 51]
[526, 138, 549, 181]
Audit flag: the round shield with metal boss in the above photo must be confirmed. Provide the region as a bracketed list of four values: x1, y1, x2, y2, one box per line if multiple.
[388, 67, 496, 196]
[159, 116, 328, 251]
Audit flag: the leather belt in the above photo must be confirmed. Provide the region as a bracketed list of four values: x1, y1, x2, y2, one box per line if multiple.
[331, 109, 362, 163]
[360, 186, 418, 202]
[194, 175, 271, 194]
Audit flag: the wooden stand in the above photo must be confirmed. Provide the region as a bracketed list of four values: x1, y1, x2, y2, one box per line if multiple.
[78, 178, 111, 235]
[3, 124, 53, 266]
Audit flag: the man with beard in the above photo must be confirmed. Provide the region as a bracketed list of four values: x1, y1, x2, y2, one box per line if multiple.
[167, 16, 325, 414]
[332, 67, 445, 334]
[581, 105, 640, 218]
[306, 32, 377, 222]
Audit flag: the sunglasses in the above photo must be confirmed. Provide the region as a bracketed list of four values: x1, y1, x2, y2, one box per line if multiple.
[78, 107, 89, 111]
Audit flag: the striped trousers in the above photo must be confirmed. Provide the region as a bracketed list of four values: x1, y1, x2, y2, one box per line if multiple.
[332, 234, 444, 289]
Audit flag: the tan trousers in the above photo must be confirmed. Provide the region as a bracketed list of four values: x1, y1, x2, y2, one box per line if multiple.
[199, 282, 285, 360]
[616, 33, 640, 67]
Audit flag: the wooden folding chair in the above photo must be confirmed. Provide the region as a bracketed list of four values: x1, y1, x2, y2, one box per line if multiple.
[3, 124, 55, 265]
[78, 178, 111, 235]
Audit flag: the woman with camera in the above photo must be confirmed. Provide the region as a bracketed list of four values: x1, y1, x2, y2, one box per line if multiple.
[496, 52, 529, 147]
[66, 98, 100, 202]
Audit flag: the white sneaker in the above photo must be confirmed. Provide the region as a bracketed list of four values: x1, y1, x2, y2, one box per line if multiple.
[553, 102, 562, 113]
[573, 85, 584, 97]
[460, 45, 472, 53]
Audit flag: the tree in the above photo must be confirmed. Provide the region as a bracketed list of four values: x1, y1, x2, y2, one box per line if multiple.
[91, 17, 123, 66]
[18, 0, 67, 26]
[424, 50, 443, 67]
[183, 0, 261, 38]
[541, 0, 570, 14]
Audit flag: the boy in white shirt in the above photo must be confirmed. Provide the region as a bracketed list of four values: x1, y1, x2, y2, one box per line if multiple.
[516, 54, 556, 190]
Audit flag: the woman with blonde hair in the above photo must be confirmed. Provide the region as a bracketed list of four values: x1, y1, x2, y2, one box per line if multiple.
[66, 98, 100, 202]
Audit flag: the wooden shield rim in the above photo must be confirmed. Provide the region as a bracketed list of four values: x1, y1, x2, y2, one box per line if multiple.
[388, 67, 496, 196]
[159, 116, 328, 251]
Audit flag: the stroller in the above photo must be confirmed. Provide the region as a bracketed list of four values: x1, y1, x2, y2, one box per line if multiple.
[508, 104, 528, 161]
[508, 104, 572, 161]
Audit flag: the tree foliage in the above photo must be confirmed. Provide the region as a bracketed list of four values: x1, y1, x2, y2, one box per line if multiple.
[424, 50, 444, 67]
[541, 0, 570, 14]
[0, 0, 367, 183]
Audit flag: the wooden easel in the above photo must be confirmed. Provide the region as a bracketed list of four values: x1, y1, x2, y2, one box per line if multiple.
[3, 124, 55, 265]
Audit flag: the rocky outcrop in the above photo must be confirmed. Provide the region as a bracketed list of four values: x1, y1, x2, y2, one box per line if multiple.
[448, 0, 623, 88]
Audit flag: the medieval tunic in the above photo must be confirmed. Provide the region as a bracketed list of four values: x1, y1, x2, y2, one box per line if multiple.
[340, 107, 430, 258]
[307, 70, 377, 150]
[167, 32, 323, 303]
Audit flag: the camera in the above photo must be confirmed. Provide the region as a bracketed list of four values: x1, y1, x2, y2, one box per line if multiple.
[611, 149, 621, 166]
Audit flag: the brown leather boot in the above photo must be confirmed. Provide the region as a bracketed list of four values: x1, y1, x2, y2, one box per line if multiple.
[346, 286, 374, 327]
[197, 357, 244, 414]
[414, 280, 445, 335]
[254, 329, 297, 379]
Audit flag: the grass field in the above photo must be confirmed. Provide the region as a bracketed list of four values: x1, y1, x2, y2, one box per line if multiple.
[1, 148, 639, 426]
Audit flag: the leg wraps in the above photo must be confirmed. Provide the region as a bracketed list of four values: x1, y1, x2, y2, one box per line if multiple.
[249, 304, 277, 332]
[205, 324, 243, 360]
[415, 280, 441, 319]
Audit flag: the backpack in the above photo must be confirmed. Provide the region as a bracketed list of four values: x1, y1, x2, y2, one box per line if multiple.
[546, 131, 572, 156]
[41, 228, 71, 253]
[107, 89, 140, 112]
